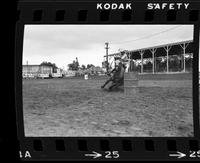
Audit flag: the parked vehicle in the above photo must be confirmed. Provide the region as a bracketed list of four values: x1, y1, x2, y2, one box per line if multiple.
[37, 73, 50, 79]
[23, 73, 35, 79]
[52, 73, 63, 78]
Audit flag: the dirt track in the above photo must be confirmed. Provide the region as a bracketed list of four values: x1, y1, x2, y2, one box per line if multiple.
[23, 77, 193, 137]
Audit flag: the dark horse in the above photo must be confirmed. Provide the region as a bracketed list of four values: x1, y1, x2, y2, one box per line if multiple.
[101, 62, 125, 91]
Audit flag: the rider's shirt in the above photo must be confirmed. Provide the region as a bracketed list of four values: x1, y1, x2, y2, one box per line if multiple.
[121, 53, 130, 72]
[121, 53, 128, 62]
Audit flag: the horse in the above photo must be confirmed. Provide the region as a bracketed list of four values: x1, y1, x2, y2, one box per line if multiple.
[101, 62, 125, 91]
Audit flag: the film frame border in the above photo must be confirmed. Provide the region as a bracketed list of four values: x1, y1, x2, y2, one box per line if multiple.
[15, 0, 200, 161]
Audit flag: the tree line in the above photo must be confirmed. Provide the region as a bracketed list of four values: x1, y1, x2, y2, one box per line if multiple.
[40, 60, 95, 71]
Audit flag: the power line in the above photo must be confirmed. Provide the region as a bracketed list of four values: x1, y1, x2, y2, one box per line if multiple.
[112, 25, 182, 45]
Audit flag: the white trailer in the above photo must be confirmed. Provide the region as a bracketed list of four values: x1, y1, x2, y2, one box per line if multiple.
[52, 73, 63, 78]
[52, 68, 63, 78]
[37, 73, 50, 79]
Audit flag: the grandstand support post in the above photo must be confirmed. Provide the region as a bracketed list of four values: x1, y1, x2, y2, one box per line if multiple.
[128, 51, 131, 72]
[150, 48, 157, 74]
[164, 46, 171, 73]
[130, 52, 133, 72]
[180, 43, 189, 72]
[139, 50, 144, 73]
[155, 52, 156, 73]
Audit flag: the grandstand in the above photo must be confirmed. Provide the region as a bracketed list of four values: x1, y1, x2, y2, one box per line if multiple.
[105, 40, 193, 74]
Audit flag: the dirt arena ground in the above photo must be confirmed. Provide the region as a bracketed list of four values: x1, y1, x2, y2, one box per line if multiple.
[23, 77, 193, 137]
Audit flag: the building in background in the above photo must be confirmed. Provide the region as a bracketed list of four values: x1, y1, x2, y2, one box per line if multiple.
[63, 70, 76, 77]
[22, 65, 53, 78]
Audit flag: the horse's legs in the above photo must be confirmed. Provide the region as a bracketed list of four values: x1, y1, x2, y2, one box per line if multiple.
[108, 80, 123, 91]
[101, 78, 112, 88]
[108, 82, 118, 91]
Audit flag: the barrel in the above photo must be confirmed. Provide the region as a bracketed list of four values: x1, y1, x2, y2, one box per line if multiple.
[84, 74, 88, 80]
[124, 72, 139, 95]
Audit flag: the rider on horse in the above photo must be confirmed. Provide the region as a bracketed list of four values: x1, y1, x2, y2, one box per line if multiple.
[120, 50, 130, 72]
[101, 59, 125, 91]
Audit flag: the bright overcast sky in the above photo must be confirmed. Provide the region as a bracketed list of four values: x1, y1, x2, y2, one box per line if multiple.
[23, 25, 194, 70]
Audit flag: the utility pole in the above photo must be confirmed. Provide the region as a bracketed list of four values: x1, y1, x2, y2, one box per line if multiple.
[105, 42, 109, 73]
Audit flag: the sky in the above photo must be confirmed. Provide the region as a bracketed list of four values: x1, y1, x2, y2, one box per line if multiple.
[22, 25, 195, 70]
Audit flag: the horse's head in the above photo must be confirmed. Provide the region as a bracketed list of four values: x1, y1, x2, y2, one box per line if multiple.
[115, 59, 120, 66]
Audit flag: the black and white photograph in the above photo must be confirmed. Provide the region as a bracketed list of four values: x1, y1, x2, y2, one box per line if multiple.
[22, 25, 194, 137]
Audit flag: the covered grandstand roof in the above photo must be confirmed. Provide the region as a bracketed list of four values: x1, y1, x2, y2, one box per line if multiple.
[106, 40, 193, 58]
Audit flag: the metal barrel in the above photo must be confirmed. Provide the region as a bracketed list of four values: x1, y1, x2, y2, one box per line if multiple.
[124, 72, 139, 95]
